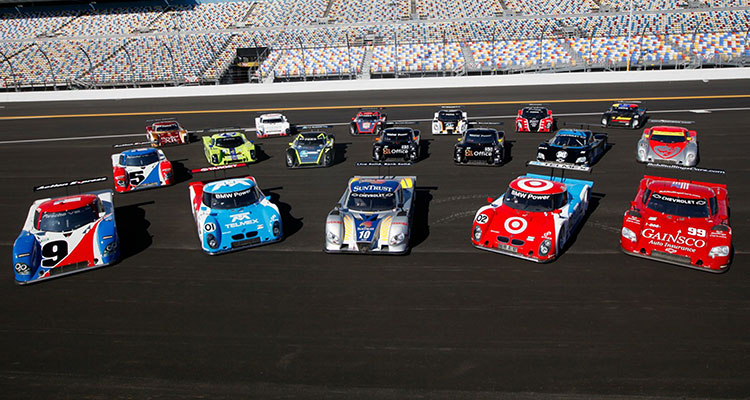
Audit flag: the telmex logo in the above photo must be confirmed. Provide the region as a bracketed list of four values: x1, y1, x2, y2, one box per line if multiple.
[230, 213, 252, 223]
[642, 228, 706, 248]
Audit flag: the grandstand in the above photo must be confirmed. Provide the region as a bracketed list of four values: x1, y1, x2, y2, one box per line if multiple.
[0, 0, 748, 89]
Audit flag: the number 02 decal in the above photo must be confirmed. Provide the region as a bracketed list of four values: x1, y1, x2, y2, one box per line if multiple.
[42, 240, 69, 267]
[475, 214, 489, 224]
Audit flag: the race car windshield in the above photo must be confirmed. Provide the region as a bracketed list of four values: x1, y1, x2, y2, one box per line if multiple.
[650, 132, 686, 143]
[203, 188, 259, 209]
[383, 130, 411, 144]
[522, 109, 547, 119]
[263, 118, 283, 124]
[155, 123, 178, 131]
[466, 132, 497, 144]
[358, 115, 378, 122]
[347, 192, 397, 212]
[503, 188, 565, 212]
[38, 206, 98, 232]
[439, 111, 462, 121]
[215, 136, 244, 148]
[646, 192, 710, 218]
[122, 152, 159, 166]
[551, 135, 586, 147]
[297, 136, 325, 147]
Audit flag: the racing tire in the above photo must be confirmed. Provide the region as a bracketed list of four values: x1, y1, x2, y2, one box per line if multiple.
[285, 150, 297, 168]
[324, 151, 333, 167]
[373, 148, 381, 161]
[349, 125, 356, 136]
[601, 117, 608, 126]
[631, 118, 639, 129]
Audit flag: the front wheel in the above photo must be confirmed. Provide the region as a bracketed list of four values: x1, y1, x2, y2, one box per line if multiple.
[349, 125, 356, 136]
[601, 117, 608, 126]
[373, 148, 381, 161]
[324, 151, 333, 166]
[286, 150, 297, 168]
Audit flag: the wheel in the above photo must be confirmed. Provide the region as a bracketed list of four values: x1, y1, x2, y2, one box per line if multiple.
[373, 148, 381, 161]
[631, 118, 638, 129]
[601, 117, 608, 126]
[286, 150, 297, 168]
[324, 150, 333, 166]
[349, 124, 356, 136]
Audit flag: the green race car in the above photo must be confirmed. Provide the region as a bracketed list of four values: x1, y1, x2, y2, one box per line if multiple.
[285, 131, 335, 168]
[202, 131, 257, 166]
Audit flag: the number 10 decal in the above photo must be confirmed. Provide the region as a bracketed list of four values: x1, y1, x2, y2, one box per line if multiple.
[42, 240, 69, 267]
[358, 230, 372, 241]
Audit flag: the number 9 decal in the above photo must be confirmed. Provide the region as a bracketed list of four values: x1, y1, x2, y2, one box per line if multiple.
[475, 214, 489, 224]
[41, 240, 69, 267]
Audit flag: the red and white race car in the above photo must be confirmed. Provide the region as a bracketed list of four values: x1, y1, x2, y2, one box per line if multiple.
[111, 148, 173, 193]
[516, 105, 555, 133]
[620, 175, 731, 272]
[350, 109, 387, 135]
[146, 118, 189, 147]
[472, 174, 593, 262]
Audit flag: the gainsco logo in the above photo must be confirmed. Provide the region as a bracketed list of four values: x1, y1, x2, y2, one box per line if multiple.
[516, 178, 553, 192]
[642, 228, 706, 248]
[653, 144, 683, 159]
[504, 217, 528, 234]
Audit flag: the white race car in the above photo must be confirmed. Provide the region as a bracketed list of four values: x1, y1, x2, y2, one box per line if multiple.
[432, 107, 468, 135]
[255, 113, 291, 138]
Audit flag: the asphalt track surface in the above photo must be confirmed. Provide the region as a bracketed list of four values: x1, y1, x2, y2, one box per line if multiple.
[0, 80, 749, 399]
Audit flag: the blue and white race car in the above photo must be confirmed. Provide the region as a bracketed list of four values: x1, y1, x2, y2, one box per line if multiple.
[111, 148, 174, 193]
[13, 183, 119, 284]
[325, 176, 416, 254]
[189, 176, 282, 254]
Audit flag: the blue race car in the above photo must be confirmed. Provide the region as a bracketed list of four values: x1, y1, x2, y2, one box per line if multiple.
[189, 176, 282, 254]
[13, 187, 119, 284]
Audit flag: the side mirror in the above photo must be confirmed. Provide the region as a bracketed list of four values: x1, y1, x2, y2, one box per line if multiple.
[265, 195, 271, 201]
[630, 201, 638, 209]
[552, 209, 562, 214]
[334, 203, 341, 210]
[487, 197, 494, 204]
[457, 137, 462, 142]
[288, 142, 293, 146]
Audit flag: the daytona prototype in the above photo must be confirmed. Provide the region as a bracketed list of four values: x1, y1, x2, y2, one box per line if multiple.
[620, 175, 731, 272]
[255, 113, 291, 138]
[111, 148, 173, 193]
[189, 177, 283, 255]
[636, 126, 698, 166]
[350, 109, 387, 135]
[432, 107, 468, 135]
[454, 126, 505, 165]
[516, 105, 555, 133]
[325, 176, 416, 254]
[471, 174, 592, 262]
[535, 129, 607, 169]
[286, 130, 335, 168]
[372, 126, 420, 162]
[146, 118, 189, 147]
[13, 188, 119, 284]
[203, 131, 257, 166]
[601, 102, 647, 128]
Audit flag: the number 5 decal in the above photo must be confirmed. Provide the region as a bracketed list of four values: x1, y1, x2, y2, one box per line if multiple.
[129, 171, 145, 186]
[42, 240, 69, 267]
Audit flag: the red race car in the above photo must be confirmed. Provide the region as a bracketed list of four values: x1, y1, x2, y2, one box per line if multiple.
[350, 109, 387, 135]
[146, 118, 189, 147]
[515, 105, 554, 133]
[472, 174, 593, 262]
[620, 175, 731, 273]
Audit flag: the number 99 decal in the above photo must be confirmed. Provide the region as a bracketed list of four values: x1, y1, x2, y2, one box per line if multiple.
[41, 240, 68, 267]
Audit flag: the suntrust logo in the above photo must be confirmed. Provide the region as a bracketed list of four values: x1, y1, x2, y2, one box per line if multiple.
[642, 228, 706, 248]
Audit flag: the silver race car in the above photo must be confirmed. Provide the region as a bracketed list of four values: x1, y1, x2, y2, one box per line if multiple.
[636, 125, 698, 167]
[325, 176, 416, 254]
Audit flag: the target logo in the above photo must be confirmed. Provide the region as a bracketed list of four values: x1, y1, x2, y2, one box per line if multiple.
[504, 217, 528, 234]
[517, 178, 553, 192]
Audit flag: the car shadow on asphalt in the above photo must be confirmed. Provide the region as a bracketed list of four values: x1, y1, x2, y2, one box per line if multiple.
[563, 192, 605, 253]
[114, 201, 154, 259]
[410, 186, 435, 249]
[418, 139, 431, 162]
[333, 142, 349, 165]
[263, 187, 303, 239]
[502, 139, 514, 165]
[254, 145, 271, 163]
[170, 159, 192, 184]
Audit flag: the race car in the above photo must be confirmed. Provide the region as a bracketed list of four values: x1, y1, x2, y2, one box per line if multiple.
[454, 127, 504, 166]
[286, 130, 335, 168]
[13, 188, 119, 284]
[432, 107, 468, 135]
[372, 126, 420, 162]
[255, 113, 291, 138]
[146, 118, 189, 147]
[350, 109, 387, 135]
[636, 125, 698, 167]
[189, 176, 283, 255]
[203, 131, 257, 166]
[601, 102, 647, 128]
[620, 175, 731, 272]
[471, 174, 593, 262]
[111, 148, 173, 193]
[535, 129, 607, 169]
[325, 176, 416, 254]
[516, 105, 555, 133]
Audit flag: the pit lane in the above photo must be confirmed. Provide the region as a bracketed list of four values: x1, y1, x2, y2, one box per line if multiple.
[0, 79, 748, 399]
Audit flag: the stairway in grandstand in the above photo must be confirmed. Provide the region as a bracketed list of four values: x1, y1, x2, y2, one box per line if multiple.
[665, 35, 700, 68]
[561, 39, 586, 69]
[460, 43, 477, 73]
[359, 45, 374, 79]
[322, 0, 335, 18]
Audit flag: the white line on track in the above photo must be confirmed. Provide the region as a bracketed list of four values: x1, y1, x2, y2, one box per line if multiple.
[1, 106, 748, 146]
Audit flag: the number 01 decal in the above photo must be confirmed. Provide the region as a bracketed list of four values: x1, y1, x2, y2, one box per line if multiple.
[41, 240, 69, 267]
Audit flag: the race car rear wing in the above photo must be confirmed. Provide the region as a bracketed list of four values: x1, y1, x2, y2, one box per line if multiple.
[113, 140, 151, 148]
[647, 119, 695, 125]
[190, 163, 250, 182]
[385, 120, 419, 127]
[193, 127, 253, 135]
[527, 160, 591, 173]
[297, 125, 334, 131]
[645, 162, 725, 175]
[33, 176, 108, 192]
[146, 117, 180, 124]
[467, 121, 503, 127]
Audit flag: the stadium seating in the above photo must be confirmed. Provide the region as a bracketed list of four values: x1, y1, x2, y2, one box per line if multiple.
[370, 42, 464, 73]
[470, 39, 574, 69]
[669, 31, 749, 62]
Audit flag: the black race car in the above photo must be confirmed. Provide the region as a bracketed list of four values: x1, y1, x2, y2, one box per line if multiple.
[454, 127, 504, 166]
[535, 129, 607, 169]
[515, 105, 555, 133]
[601, 102, 647, 128]
[373, 126, 420, 162]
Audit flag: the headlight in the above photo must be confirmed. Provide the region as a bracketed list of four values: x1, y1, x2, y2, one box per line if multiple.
[389, 232, 405, 245]
[539, 239, 552, 256]
[638, 148, 646, 158]
[687, 153, 695, 160]
[575, 156, 587, 164]
[104, 241, 118, 255]
[116, 179, 127, 187]
[621, 227, 637, 242]
[327, 231, 340, 245]
[709, 245, 729, 258]
[207, 233, 219, 249]
[272, 221, 281, 237]
[537, 152, 545, 160]
[473, 225, 482, 241]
